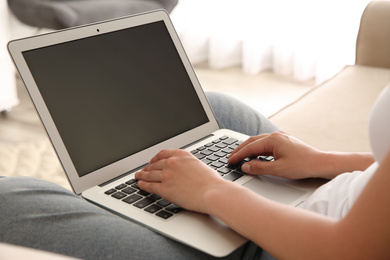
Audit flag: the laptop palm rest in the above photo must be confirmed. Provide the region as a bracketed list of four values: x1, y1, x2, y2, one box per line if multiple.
[243, 176, 307, 205]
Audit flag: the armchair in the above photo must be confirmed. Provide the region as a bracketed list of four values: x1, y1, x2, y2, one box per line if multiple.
[8, 0, 178, 30]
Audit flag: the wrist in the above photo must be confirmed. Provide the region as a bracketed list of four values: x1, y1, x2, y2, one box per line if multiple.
[314, 151, 375, 179]
[202, 179, 242, 217]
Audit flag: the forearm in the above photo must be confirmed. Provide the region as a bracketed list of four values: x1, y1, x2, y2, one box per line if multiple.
[205, 181, 339, 259]
[312, 152, 375, 179]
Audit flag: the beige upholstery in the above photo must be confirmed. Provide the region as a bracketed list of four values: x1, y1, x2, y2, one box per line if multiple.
[356, 0, 390, 68]
[270, 0, 390, 152]
[270, 66, 390, 152]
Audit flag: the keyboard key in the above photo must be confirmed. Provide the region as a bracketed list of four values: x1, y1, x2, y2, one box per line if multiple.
[166, 204, 183, 214]
[157, 199, 171, 207]
[215, 143, 227, 149]
[122, 187, 137, 194]
[223, 171, 244, 182]
[125, 179, 137, 185]
[206, 155, 219, 161]
[115, 183, 127, 190]
[217, 167, 231, 175]
[105, 188, 117, 195]
[194, 153, 205, 160]
[211, 161, 224, 168]
[229, 143, 239, 149]
[208, 146, 220, 152]
[222, 138, 238, 145]
[133, 197, 156, 209]
[212, 139, 221, 144]
[227, 161, 243, 170]
[150, 194, 162, 200]
[200, 150, 213, 156]
[156, 210, 173, 219]
[123, 194, 142, 204]
[218, 157, 229, 164]
[222, 147, 234, 154]
[214, 151, 227, 157]
[258, 155, 274, 161]
[137, 190, 151, 196]
[145, 204, 162, 214]
[197, 146, 206, 151]
[112, 192, 127, 199]
[201, 158, 212, 165]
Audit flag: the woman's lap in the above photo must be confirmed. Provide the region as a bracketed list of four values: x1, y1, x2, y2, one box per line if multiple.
[205, 92, 279, 135]
[0, 177, 261, 259]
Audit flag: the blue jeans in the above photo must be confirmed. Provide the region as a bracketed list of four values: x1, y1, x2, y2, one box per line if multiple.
[0, 92, 278, 260]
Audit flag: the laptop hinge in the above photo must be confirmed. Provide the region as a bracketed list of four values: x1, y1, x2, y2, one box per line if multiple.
[99, 163, 148, 187]
[180, 134, 214, 150]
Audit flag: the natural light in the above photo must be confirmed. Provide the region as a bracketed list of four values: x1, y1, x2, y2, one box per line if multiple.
[171, 0, 372, 83]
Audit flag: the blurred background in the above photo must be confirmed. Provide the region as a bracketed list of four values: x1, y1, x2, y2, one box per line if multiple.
[0, 0, 374, 188]
[1, 0, 372, 116]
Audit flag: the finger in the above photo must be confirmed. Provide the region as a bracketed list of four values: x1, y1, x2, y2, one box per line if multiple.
[135, 169, 163, 182]
[137, 180, 161, 195]
[241, 159, 280, 176]
[229, 135, 265, 157]
[242, 158, 299, 180]
[148, 149, 192, 165]
[228, 137, 273, 164]
[229, 136, 260, 157]
[142, 157, 168, 172]
[148, 149, 179, 164]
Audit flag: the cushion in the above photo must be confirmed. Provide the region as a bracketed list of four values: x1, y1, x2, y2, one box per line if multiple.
[270, 65, 390, 152]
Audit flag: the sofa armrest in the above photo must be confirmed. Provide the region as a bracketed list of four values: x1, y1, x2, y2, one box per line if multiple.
[356, 0, 390, 68]
[269, 65, 390, 152]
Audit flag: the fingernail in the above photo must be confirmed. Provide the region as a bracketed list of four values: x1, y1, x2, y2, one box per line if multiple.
[242, 164, 250, 173]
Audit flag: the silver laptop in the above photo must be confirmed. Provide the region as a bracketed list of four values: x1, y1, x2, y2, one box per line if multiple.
[8, 10, 318, 257]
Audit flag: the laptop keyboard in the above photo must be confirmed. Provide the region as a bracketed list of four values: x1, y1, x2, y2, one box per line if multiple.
[104, 135, 273, 219]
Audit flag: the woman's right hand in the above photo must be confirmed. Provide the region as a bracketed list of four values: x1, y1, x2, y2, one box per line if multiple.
[228, 131, 325, 179]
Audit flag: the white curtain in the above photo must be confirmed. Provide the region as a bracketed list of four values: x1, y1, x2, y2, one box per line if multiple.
[171, 0, 371, 83]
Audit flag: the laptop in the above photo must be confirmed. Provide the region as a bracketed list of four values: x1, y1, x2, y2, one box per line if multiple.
[8, 10, 319, 257]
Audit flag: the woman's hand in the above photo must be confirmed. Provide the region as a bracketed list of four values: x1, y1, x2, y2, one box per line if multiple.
[135, 149, 228, 214]
[228, 131, 324, 179]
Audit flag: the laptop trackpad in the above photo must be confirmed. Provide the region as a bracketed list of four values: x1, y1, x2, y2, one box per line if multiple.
[243, 176, 306, 205]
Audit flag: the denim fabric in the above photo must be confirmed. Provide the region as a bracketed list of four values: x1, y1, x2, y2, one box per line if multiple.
[0, 92, 278, 260]
[205, 92, 279, 136]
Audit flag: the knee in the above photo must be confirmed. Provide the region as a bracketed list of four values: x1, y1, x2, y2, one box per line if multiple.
[0, 176, 75, 201]
[0, 176, 63, 191]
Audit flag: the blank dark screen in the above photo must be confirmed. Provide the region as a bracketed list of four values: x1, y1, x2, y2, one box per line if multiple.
[22, 21, 209, 177]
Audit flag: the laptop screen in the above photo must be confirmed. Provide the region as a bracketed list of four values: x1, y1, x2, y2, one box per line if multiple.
[22, 21, 209, 177]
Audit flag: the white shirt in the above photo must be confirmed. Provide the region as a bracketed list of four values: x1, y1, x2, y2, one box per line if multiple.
[300, 84, 390, 218]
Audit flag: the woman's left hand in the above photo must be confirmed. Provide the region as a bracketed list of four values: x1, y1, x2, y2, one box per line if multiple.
[135, 149, 225, 214]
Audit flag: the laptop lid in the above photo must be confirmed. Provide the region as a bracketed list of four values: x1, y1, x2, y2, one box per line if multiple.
[8, 10, 220, 194]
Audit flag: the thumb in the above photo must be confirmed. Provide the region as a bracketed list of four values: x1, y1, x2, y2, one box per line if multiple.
[241, 160, 279, 176]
